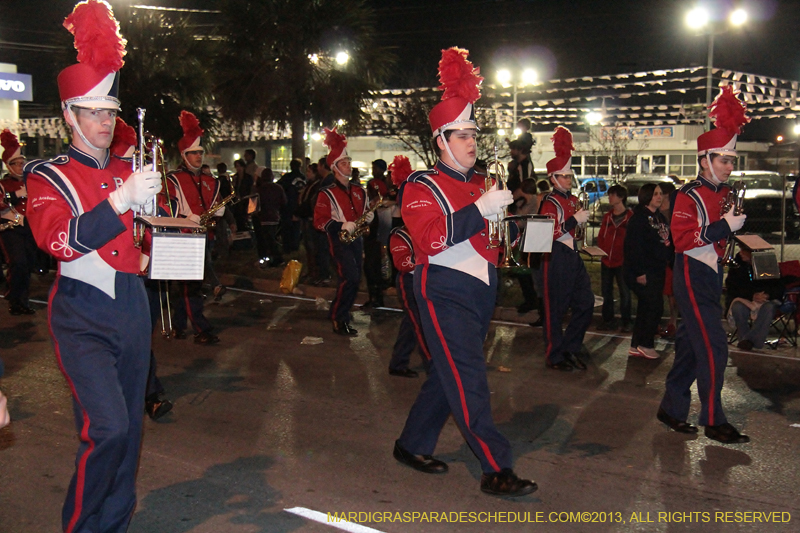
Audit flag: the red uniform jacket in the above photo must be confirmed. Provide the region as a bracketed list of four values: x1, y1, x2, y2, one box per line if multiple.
[672, 175, 731, 271]
[389, 225, 415, 274]
[539, 188, 580, 243]
[313, 180, 367, 234]
[0, 174, 28, 216]
[24, 146, 140, 298]
[167, 166, 220, 218]
[597, 208, 633, 268]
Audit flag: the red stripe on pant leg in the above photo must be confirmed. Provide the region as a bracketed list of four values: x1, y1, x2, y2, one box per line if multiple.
[683, 258, 717, 424]
[542, 254, 553, 363]
[327, 235, 345, 320]
[420, 265, 501, 472]
[47, 277, 96, 533]
[183, 283, 200, 334]
[400, 274, 431, 361]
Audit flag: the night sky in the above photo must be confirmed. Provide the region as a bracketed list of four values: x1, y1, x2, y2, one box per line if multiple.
[2, 0, 799, 140]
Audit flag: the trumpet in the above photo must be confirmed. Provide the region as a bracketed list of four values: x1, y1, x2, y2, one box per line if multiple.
[484, 145, 518, 268]
[340, 193, 382, 243]
[132, 108, 159, 247]
[573, 186, 589, 247]
[720, 180, 746, 265]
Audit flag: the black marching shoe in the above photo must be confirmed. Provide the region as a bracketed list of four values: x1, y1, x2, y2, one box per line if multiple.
[145, 397, 173, 420]
[564, 351, 587, 370]
[171, 329, 187, 340]
[332, 320, 358, 336]
[9, 302, 35, 316]
[705, 423, 750, 444]
[393, 441, 448, 474]
[546, 360, 573, 372]
[657, 408, 698, 434]
[194, 331, 220, 345]
[480, 469, 538, 497]
[389, 368, 419, 378]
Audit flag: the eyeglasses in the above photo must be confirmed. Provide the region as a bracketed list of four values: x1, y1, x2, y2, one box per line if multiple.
[185, 150, 204, 156]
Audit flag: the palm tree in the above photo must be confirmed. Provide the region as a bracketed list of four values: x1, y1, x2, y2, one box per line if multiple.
[214, 0, 394, 160]
[115, 6, 216, 161]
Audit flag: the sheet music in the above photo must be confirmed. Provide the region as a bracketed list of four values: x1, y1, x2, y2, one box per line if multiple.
[149, 234, 206, 280]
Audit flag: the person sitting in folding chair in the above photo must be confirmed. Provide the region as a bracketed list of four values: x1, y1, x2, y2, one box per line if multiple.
[725, 246, 784, 351]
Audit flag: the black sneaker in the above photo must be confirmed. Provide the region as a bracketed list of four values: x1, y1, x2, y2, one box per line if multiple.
[145, 398, 173, 420]
[9, 302, 35, 316]
[705, 423, 750, 444]
[194, 331, 220, 345]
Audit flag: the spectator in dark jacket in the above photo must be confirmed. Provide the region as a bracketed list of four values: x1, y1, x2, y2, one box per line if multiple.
[253, 168, 287, 267]
[596, 184, 633, 331]
[657, 182, 678, 338]
[232, 159, 254, 231]
[725, 247, 784, 351]
[624, 183, 673, 359]
[277, 159, 305, 253]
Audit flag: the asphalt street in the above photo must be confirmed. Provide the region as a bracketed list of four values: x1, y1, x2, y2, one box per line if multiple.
[1, 278, 799, 533]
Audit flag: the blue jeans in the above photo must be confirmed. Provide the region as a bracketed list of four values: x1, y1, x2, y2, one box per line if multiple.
[601, 264, 631, 324]
[731, 300, 777, 349]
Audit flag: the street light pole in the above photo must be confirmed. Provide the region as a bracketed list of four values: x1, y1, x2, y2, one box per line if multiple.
[512, 83, 518, 129]
[705, 32, 715, 131]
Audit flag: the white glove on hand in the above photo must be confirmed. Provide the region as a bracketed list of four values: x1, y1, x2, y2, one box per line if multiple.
[364, 211, 375, 224]
[723, 210, 746, 232]
[15, 186, 26, 198]
[474, 184, 513, 220]
[187, 213, 202, 225]
[573, 209, 590, 225]
[342, 221, 357, 234]
[215, 206, 226, 217]
[109, 171, 162, 214]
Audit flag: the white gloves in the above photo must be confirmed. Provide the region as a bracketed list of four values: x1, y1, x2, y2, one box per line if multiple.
[573, 209, 590, 225]
[364, 211, 375, 224]
[342, 221, 357, 234]
[15, 186, 26, 198]
[723, 209, 746, 232]
[214, 206, 226, 217]
[474, 184, 513, 220]
[187, 213, 202, 225]
[109, 170, 162, 214]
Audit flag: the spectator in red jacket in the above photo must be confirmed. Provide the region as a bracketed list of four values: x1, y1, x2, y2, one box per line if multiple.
[596, 184, 633, 331]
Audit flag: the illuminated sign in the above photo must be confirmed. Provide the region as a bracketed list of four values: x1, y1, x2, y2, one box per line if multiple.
[600, 126, 674, 139]
[0, 73, 32, 101]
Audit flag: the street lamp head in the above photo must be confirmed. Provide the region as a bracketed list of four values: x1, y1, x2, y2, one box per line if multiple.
[686, 7, 709, 30]
[335, 51, 349, 65]
[497, 128, 506, 136]
[777, 135, 784, 143]
[794, 124, 800, 136]
[586, 111, 604, 125]
[521, 68, 538, 86]
[729, 8, 748, 26]
[496, 69, 512, 87]
[311, 132, 321, 141]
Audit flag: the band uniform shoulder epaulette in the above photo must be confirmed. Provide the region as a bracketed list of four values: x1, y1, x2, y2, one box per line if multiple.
[679, 179, 702, 193]
[406, 168, 438, 183]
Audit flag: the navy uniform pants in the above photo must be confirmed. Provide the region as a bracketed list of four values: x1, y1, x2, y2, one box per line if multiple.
[660, 254, 729, 427]
[50, 273, 150, 533]
[535, 241, 594, 365]
[398, 264, 512, 474]
[389, 272, 430, 373]
[172, 280, 212, 334]
[145, 280, 167, 400]
[0, 223, 37, 306]
[327, 234, 363, 323]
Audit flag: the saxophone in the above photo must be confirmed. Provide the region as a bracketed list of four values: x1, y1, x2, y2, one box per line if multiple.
[339, 193, 382, 243]
[198, 190, 237, 228]
[0, 208, 23, 232]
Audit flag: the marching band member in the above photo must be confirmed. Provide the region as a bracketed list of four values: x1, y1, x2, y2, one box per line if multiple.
[165, 111, 221, 345]
[313, 127, 371, 336]
[386, 156, 429, 378]
[0, 129, 37, 315]
[536, 127, 594, 371]
[23, 2, 161, 531]
[658, 86, 750, 444]
[393, 48, 535, 497]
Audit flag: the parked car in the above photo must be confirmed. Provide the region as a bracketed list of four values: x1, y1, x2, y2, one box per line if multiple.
[577, 175, 610, 205]
[728, 170, 800, 239]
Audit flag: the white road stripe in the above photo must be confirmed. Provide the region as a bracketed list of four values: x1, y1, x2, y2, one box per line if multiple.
[284, 507, 387, 533]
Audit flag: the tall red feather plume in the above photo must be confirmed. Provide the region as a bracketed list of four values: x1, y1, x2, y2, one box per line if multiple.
[389, 155, 413, 187]
[179, 110, 204, 138]
[709, 85, 749, 134]
[551, 126, 574, 158]
[63, 0, 126, 73]
[111, 117, 137, 151]
[1, 129, 20, 155]
[437, 47, 483, 104]
[323, 127, 347, 152]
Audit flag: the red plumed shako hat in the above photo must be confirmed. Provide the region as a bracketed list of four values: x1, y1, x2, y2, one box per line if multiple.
[57, 0, 126, 110]
[324, 127, 349, 168]
[1, 129, 23, 165]
[697, 85, 750, 156]
[178, 110, 204, 154]
[546, 126, 574, 175]
[428, 47, 484, 136]
[389, 155, 413, 187]
[110, 117, 137, 159]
